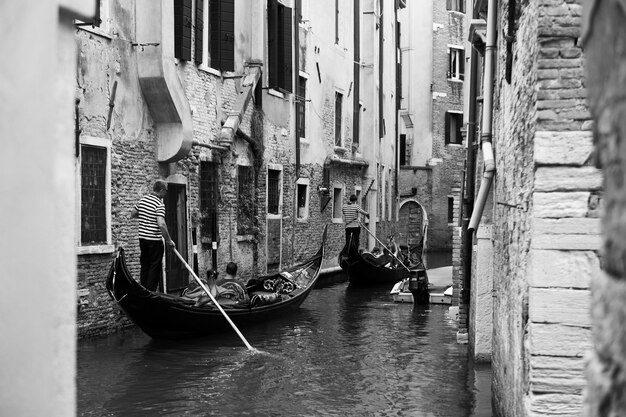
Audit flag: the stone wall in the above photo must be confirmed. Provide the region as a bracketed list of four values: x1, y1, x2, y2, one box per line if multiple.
[490, 0, 599, 415]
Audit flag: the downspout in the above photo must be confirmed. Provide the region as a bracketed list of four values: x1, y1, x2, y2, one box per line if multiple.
[462, 30, 481, 306]
[468, 0, 497, 232]
[218, 63, 262, 144]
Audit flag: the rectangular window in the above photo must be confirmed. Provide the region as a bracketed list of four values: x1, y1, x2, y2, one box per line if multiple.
[448, 197, 454, 224]
[296, 182, 309, 220]
[200, 161, 219, 242]
[445, 111, 463, 145]
[267, 169, 281, 215]
[237, 165, 254, 235]
[399, 134, 407, 166]
[81, 146, 107, 244]
[174, 0, 192, 61]
[268, 0, 293, 92]
[335, 91, 343, 147]
[446, 0, 465, 12]
[77, 136, 112, 254]
[448, 47, 465, 81]
[209, 0, 235, 71]
[296, 76, 307, 139]
[332, 187, 343, 220]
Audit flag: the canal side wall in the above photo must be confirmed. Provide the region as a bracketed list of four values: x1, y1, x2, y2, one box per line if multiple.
[489, 0, 599, 415]
[75, 10, 164, 337]
[75, 0, 400, 339]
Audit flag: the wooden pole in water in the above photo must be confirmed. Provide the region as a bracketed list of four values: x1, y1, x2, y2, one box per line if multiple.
[172, 248, 255, 351]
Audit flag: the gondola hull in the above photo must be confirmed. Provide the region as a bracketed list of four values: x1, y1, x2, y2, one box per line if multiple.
[338, 239, 426, 286]
[107, 226, 327, 339]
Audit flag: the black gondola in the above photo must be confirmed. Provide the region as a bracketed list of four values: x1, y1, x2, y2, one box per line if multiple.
[338, 228, 428, 290]
[106, 226, 327, 340]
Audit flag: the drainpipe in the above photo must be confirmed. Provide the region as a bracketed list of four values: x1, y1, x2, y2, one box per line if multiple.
[468, 0, 497, 232]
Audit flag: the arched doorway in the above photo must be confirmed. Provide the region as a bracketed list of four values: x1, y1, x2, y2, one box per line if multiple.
[398, 199, 427, 249]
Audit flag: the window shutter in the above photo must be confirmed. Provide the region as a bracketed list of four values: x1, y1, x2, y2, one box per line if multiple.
[195, 0, 204, 64]
[445, 112, 451, 144]
[94, 0, 102, 27]
[267, 0, 279, 89]
[459, 49, 465, 81]
[174, 0, 192, 61]
[281, 5, 293, 92]
[209, 0, 234, 71]
[446, 0, 452, 10]
[447, 50, 452, 79]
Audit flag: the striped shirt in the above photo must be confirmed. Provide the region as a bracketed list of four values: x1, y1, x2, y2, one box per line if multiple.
[342, 202, 368, 228]
[134, 194, 166, 241]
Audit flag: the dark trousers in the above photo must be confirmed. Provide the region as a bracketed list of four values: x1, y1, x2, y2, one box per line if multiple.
[345, 226, 361, 248]
[139, 239, 164, 292]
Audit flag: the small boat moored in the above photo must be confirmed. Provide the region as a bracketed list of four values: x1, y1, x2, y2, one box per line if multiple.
[388, 269, 430, 304]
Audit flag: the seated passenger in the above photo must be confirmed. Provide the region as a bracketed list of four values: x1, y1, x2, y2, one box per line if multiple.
[183, 268, 249, 307]
[378, 249, 395, 268]
[361, 247, 381, 265]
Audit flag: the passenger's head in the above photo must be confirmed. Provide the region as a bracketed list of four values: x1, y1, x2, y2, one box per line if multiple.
[206, 269, 218, 280]
[153, 179, 168, 198]
[372, 247, 381, 254]
[226, 262, 238, 276]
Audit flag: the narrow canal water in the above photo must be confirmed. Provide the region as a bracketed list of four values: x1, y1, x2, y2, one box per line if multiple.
[78, 256, 492, 416]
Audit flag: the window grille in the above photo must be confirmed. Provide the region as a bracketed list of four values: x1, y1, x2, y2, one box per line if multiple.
[81, 145, 107, 244]
[267, 169, 280, 214]
[200, 161, 219, 242]
[297, 183, 307, 219]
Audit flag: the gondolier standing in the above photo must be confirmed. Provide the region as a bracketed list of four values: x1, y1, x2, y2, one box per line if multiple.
[130, 179, 175, 291]
[342, 194, 369, 248]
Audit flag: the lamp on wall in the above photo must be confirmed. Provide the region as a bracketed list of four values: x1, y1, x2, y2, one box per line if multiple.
[317, 185, 329, 195]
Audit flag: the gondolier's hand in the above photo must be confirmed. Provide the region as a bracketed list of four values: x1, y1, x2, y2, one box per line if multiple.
[166, 239, 176, 248]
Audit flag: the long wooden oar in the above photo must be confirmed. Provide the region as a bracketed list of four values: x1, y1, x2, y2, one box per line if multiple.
[358, 221, 411, 272]
[172, 248, 255, 351]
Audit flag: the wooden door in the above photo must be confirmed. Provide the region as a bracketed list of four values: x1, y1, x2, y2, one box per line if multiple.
[165, 183, 189, 292]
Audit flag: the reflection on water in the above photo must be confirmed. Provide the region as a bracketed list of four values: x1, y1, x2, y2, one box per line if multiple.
[78, 278, 492, 416]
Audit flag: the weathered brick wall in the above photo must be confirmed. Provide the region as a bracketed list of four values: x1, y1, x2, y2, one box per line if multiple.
[491, 0, 598, 415]
[490, 1, 539, 414]
[428, 2, 466, 251]
[75, 14, 166, 337]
